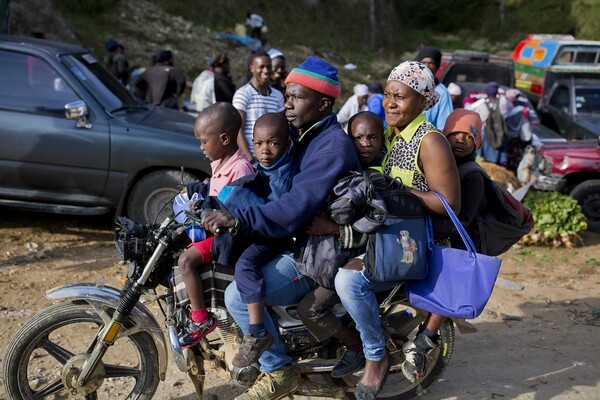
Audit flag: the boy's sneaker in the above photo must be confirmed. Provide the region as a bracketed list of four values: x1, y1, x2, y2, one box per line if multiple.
[235, 364, 298, 400]
[178, 314, 218, 349]
[401, 333, 439, 383]
[232, 332, 274, 368]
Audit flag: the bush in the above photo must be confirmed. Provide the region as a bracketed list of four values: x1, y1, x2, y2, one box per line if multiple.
[520, 191, 587, 248]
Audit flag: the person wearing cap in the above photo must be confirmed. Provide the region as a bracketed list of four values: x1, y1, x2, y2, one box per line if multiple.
[336, 83, 370, 131]
[233, 50, 284, 160]
[103, 39, 118, 73]
[203, 56, 361, 400]
[440, 109, 486, 250]
[104, 40, 129, 86]
[245, 12, 265, 43]
[466, 81, 509, 165]
[447, 82, 462, 109]
[334, 61, 460, 395]
[267, 48, 287, 94]
[415, 46, 454, 130]
[502, 88, 534, 171]
[133, 49, 186, 109]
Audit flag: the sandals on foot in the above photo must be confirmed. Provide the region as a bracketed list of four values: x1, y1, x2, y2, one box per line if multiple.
[354, 354, 390, 400]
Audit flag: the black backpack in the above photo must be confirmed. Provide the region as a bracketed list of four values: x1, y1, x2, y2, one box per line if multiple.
[459, 162, 534, 256]
[484, 101, 507, 149]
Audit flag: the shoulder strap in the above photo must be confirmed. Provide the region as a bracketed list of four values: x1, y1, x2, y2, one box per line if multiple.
[457, 161, 490, 253]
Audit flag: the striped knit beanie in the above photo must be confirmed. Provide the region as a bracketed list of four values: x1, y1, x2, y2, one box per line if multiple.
[285, 56, 341, 99]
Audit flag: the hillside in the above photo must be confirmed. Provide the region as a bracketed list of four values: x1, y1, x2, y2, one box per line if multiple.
[5, 0, 600, 102]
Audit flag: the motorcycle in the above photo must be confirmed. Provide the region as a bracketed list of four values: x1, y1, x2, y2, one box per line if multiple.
[2, 209, 461, 399]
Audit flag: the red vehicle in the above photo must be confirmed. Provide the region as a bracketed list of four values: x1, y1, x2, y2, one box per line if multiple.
[534, 138, 600, 231]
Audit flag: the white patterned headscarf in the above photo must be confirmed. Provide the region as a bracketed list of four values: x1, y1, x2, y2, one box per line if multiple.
[387, 61, 439, 110]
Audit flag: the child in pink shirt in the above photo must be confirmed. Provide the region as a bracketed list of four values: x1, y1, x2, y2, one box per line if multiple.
[177, 102, 253, 348]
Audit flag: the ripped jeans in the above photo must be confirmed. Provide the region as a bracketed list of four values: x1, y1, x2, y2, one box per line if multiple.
[334, 265, 398, 361]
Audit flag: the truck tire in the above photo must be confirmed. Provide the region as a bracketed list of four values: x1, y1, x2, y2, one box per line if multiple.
[570, 180, 600, 232]
[127, 169, 200, 224]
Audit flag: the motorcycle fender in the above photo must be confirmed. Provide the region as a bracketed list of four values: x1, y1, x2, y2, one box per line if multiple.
[45, 283, 168, 381]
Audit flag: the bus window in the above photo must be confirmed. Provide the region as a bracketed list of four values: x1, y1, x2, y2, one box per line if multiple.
[574, 51, 598, 64]
[557, 51, 574, 64]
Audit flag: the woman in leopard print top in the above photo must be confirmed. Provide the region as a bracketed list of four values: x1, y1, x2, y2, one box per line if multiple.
[335, 61, 461, 397]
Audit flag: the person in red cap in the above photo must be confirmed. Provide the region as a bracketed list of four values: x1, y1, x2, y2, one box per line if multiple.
[441, 108, 485, 249]
[202, 55, 361, 400]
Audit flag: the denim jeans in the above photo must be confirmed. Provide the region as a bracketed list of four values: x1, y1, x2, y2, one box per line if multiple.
[334, 266, 397, 361]
[224, 252, 316, 372]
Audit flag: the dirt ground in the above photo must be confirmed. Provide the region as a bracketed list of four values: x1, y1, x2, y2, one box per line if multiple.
[0, 209, 599, 400]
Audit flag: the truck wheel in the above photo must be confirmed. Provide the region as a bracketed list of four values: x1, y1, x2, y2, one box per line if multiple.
[570, 180, 600, 232]
[126, 169, 200, 224]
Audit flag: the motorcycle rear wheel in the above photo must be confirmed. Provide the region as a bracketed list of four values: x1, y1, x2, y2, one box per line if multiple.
[2, 301, 160, 399]
[343, 315, 455, 399]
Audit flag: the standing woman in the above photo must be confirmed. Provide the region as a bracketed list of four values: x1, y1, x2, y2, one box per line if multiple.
[334, 61, 460, 399]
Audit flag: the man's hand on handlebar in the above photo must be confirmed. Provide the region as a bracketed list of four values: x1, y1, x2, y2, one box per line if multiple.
[201, 210, 236, 235]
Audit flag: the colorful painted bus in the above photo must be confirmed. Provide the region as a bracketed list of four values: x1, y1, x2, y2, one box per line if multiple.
[512, 34, 600, 101]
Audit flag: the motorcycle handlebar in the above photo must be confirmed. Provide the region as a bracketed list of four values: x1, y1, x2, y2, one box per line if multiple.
[183, 210, 236, 236]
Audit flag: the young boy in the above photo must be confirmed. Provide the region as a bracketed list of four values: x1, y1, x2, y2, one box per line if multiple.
[228, 112, 295, 367]
[347, 111, 386, 170]
[177, 102, 254, 348]
[179, 112, 294, 350]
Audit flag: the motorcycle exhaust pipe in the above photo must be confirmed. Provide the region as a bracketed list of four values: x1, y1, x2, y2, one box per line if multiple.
[167, 323, 189, 372]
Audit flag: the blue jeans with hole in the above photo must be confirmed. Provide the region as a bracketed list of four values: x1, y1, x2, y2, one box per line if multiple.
[334, 266, 397, 361]
[224, 252, 316, 372]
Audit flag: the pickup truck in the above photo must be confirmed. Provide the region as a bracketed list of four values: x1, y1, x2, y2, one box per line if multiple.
[533, 137, 600, 231]
[537, 71, 600, 140]
[439, 50, 514, 88]
[0, 35, 211, 224]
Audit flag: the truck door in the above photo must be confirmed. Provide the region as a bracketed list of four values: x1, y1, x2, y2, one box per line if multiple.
[0, 49, 110, 205]
[546, 85, 577, 139]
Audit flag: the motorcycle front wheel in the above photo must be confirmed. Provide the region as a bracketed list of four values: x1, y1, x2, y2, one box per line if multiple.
[2, 301, 160, 399]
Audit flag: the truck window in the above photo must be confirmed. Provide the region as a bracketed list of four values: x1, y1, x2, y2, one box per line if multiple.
[575, 87, 600, 113]
[574, 51, 599, 64]
[549, 86, 570, 109]
[557, 51, 574, 65]
[0, 50, 78, 116]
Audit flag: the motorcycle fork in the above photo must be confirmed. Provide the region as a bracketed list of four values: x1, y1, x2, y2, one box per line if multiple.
[77, 236, 169, 386]
[76, 281, 146, 386]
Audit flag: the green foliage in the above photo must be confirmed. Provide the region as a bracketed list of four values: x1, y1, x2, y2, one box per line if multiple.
[586, 257, 598, 266]
[572, 0, 600, 40]
[53, 0, 119, 14]
[521, 191, 587, 248]
[42, 0, 600, 100]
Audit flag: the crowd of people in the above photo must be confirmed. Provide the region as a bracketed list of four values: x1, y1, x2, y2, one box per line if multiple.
[100, 39, 528, 399]
[103, 39, 530, 180]
[157, 44, 508, 399]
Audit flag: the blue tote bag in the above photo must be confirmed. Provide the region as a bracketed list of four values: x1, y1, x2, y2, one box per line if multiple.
[405, 192, 502, 319]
